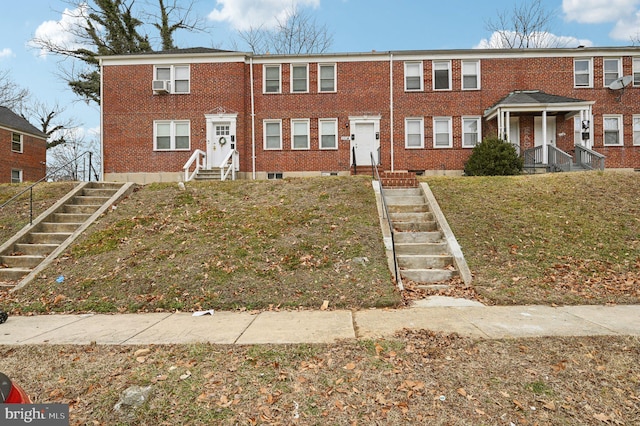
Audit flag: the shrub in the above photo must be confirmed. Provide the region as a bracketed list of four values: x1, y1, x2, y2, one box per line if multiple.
[464, 138, 523, 176]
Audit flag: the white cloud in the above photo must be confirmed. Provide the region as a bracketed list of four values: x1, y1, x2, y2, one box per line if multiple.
[208, 0, 320, 30]
[30, 6, 90, 57]
[0, 48, 14, 59]
[563, 0, 640, 24]
[475, 31, 593, 49]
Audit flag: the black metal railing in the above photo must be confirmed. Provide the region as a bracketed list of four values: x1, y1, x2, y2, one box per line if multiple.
[351, 146, 357, 174]
[0, 151, 99, 225]
[371, 152, 402, 289]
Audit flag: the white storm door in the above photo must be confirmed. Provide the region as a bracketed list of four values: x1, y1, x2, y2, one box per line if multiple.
[352, 122, 376, 166]
[207, 122, 232, 168]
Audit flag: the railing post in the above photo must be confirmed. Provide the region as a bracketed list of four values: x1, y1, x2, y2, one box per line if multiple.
[29, 186, 33, 225]
[88, 152, 93, 181]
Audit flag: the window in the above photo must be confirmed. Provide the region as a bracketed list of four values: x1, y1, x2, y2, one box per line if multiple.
[603, 115, 623, 146]
[291, 64, 308, 93]
[11, 132, 22, 153]
[433, 117, 452, 148]
[574, 59, 592, 87]
[634, 58, 640, 87]
[264, 120, 282, 150]
[264, 65, 281, 93]
[433, 61, 451, 90]
[11, 169, 22, 183]
[603, 58, 621, 87]
[154, 65, 190, 93]
[462, 60, 480, 90]
[154, 120, 190, 151]
[267, 172, 283, 180]
[633, 115, 640, 145]
[462, 117, 481, 148]
[319, 119, 337, 149]
[318, 64, 336, 92]
[404, 62, 423, 91]
[405, 118, 424, 148]
[291, 119, 310, 150]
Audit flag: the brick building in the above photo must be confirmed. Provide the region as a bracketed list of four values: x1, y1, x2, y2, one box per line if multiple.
[0, 106, 47, 183]
[99, 46, 640, 183]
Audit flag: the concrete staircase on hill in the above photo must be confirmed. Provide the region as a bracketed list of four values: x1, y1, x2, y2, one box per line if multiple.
[0, 181, 134, 290]
[383, 185, 472, 287]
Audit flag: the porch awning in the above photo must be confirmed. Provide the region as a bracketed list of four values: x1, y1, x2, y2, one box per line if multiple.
[484, 90, 594, 120]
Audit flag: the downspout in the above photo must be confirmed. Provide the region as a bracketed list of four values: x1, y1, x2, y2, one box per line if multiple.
[99, 58, 104, 181]
[250, 56, 256, 180]
[389, 53, 394, 171]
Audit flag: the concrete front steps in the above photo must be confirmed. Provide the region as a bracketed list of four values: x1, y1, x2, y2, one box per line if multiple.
[385, 187, 457, 285]
[0, 181, 134, 289]
[195, 169, 222, 180]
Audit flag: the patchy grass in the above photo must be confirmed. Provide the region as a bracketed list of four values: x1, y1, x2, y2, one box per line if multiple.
[1, 333, 638, 424]
[0, 182, 76, 243]
[425, 171, 640, 305]
[6, 177, 399, 313]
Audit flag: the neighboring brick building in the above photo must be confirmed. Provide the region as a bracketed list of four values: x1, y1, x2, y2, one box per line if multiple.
[100, 46, 640, 183]
[0, 106, 47, 183]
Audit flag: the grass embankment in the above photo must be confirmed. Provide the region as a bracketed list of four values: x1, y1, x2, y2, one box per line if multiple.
[426, 171, 640, 305]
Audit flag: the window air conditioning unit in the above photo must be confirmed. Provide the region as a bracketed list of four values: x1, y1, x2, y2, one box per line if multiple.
[152, 80, 170, 93]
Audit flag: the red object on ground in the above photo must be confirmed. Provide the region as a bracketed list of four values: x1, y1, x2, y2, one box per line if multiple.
[0, 373, 31, 403]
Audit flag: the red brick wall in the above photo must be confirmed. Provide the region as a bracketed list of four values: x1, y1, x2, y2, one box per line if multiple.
[0, 128, 46, 183]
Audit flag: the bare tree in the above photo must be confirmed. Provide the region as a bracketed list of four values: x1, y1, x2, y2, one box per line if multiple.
[146, 0, 208, 51]
[238, 6, 333, 54]
[0, 69, 30, 111]
[47, 130, 101, 181]
[484, 0, 567, 48]
[20, 101, 80, 150]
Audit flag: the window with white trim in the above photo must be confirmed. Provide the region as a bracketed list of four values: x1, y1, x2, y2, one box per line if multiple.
[603, 58, 622, 87]
[318, 64, 336, 92]
[433, 117, 452, 148]
[404, 62, 423, 91]
[154, 120, 190, 151]
[264, 120, 282, 150]
[11, 169, 22, 183]
[154, 65, 190, 93]
[291, 119, 310, 150]
[291, 64, 308, 93]
[264, 65, 281, 93]
[603, 115, 623, 146]
[574, 58, 592, 88]
[433, 61, 451, 90]
[319, 119, 337, 149]
[634, 58, 640, 87]
[11, 132, 22, 153]
[462, 117, 481, 148]
[461, 60, 480, 90]
[405, 118, 424, 148]
[633, 115, 640, 145]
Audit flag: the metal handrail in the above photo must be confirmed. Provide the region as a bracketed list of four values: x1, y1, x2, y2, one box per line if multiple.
[575, 145, 605, 170]
[0, 151, 97, 225]
[352, 146, 357, 175]
[371, 152, 402, 290]
[523, 145, 544, 167]
[547, 145, 572, 172]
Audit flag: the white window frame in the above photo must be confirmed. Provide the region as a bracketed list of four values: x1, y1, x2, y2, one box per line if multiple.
[319, 118, 338, 150]
[633, 58, 640, 87]
[11, 169, 22, 183]
[154, 120, 190, 151]
[603, 114, 623, 146]
[405, 118, 424, 148]
[11, 132, 23, 153]
[603, 58, 622, 87]
[433, 60, 451, 91]
[318, 63, 336, 92]
[291, 64, 308, 93]
[404, 61, 423, 91]
[263, 65, 281, 94]
[574, 58, 593, 88]
[291, 119, 310, 150]
[433, 117, 452, 148]
[264, 120, 282, 150]
[461, 60, 480, 90]
[154, 64, 190, 94]
[462, 116, 482, 148]
[633, 115, 640, 146]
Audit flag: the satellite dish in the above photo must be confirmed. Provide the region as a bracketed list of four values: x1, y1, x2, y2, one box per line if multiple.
[608, 75, 633, 90]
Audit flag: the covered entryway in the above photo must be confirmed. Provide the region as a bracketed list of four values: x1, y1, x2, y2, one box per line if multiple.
[349, 115, 381, 169]
[198, 108, 239, 180]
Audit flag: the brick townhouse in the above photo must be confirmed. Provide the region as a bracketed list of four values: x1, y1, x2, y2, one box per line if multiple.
[0, 106, 47, 183]
[99, 46, 640, 183]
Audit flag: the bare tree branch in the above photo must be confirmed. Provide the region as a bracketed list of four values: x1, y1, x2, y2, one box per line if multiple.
[0, 69, 30, 111]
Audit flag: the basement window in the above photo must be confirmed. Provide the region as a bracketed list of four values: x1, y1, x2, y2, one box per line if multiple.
[267, 172, 283, 180]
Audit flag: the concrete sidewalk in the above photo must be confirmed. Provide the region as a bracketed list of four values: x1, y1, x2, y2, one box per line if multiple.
[1, 301, 639, 345]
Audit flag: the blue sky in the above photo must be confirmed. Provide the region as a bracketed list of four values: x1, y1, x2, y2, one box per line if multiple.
[1, 0, 639, 138]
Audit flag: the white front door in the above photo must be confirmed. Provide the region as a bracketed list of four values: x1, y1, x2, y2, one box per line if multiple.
[351, 122, 377, 166]
[534, 116, 556, 147]
[208, 122, 232, 168]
